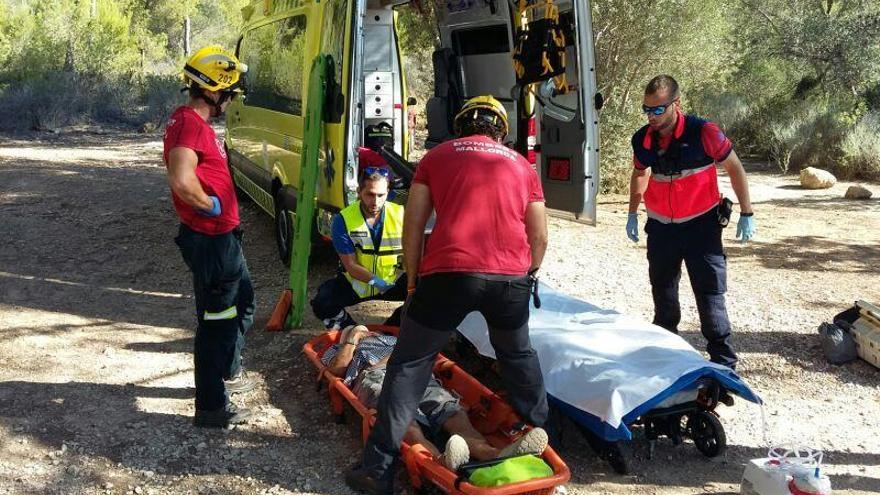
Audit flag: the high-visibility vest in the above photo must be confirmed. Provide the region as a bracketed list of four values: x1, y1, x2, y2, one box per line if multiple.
[340, 201, 404, 298]
[632, 115, 721, 224]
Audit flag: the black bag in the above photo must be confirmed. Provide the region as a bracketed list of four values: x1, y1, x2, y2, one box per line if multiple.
[818, 321, 858, 365]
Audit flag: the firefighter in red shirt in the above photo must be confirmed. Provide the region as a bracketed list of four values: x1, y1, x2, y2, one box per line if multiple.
[627, 75, 755, 369]
[163, 46, 255, 428]
[346, 96, 550, 495]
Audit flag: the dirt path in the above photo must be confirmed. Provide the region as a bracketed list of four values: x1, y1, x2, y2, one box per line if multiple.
[1, 129, 878, 495]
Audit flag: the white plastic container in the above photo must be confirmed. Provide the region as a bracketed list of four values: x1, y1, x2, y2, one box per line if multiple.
[740, 446, 832, 495]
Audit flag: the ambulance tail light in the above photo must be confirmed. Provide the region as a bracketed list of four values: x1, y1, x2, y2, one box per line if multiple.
[547, 158, 571, 181]
[527, 116, 537, 165]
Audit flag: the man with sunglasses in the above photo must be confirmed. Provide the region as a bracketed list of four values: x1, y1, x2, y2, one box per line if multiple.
[346, 95, 549, 495]
[310, 165, 407, 330]
[163, 46, 256, 428]
[626, 75, 755, 370]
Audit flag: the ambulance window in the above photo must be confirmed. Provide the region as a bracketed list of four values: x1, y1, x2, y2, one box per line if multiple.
[452, 25, 509, 56]
[239, 16, 307, 115]
[321, 0, 350, 87]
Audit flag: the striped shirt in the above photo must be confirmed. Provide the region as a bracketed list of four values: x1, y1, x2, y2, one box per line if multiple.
[321, 333, 397, 386]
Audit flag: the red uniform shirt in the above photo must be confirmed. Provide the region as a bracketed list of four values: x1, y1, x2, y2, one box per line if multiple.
[162, 106, 239, 235]
[413, 135, 544, 276]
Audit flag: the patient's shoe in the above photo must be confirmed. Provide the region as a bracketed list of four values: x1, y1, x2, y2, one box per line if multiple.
[439, 434, 470, 471]
[498, 427, 548, 458]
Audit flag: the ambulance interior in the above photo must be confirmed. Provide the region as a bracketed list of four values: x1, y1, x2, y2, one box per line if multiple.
[358, 0, 598, 221]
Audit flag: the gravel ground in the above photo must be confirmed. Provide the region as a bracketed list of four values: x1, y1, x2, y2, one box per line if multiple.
[0, 128, 878, 495]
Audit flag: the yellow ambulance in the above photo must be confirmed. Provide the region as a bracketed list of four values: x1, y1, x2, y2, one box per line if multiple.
[226, 0, 601, 263]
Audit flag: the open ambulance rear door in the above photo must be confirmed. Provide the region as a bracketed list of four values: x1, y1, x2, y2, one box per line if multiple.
[427, 0, 600, 224]
[532, 0, 600, 224]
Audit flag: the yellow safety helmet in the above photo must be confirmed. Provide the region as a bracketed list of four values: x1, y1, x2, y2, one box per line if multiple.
[453, 95, 509, 137]
[183, 46, 248, 92]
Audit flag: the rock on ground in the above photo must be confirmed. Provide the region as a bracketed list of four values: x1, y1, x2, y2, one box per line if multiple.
[800, 167, 837, 189]
[844, 185, 874, 199]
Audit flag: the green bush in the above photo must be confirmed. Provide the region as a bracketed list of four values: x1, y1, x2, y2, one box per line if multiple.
[840, 111, 880, 179]
[597, 111, 642, 194]
[0, 74, 90, 130]
[0, 72, 180, 130]
[136, 74, 185, 126]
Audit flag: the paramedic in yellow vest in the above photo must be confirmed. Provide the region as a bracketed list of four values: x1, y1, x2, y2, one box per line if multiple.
[310, 167, 407, 329]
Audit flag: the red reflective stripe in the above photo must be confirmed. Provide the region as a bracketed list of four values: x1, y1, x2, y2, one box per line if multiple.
[644, 166, 720, 222]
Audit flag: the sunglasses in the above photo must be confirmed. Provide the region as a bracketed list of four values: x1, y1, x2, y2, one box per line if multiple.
[642, 99, 678, 116]
[361, 166, 390, 178]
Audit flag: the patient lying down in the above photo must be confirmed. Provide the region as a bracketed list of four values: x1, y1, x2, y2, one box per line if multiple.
[322, 325, 548, 471]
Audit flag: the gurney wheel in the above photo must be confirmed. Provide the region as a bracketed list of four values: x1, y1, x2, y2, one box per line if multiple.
[334, 412, 346, 424]
[686, 411, 726, 457]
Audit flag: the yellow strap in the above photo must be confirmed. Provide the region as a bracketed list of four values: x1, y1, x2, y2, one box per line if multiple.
[553, 29, 565, 48]
[204, 305, 238, 321]
[554, 73, 568, 94]
[514, 60, 525, 78]
[541, 52, 554, 75]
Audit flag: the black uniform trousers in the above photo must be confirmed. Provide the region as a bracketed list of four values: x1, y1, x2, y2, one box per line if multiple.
[175, 224, 255, 411]
[310, 273, 408, 327]
[357, 272, 548, 484]
[645, 210, 738, 369]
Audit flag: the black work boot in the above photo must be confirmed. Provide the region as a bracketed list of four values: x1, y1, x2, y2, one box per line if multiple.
[223, 371, 257, 395]
[193, 403, 252, 428]
[344, 466, 392, 495]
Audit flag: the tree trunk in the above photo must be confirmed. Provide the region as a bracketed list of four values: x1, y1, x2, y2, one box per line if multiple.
[183, 17, 191, 56]
[64, 38, 75, 72]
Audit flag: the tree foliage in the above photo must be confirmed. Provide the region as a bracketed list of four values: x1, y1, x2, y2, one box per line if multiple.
[1, 0, 878, 180]
[586, 0, 880, 189]
[0, 0, 248, 129]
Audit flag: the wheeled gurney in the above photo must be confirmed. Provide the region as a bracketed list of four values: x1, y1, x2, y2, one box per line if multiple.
[302, 325, 571, 494]
[456, 283, 763, 474]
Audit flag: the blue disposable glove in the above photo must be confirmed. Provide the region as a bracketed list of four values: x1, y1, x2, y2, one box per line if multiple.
[736, 214, 755, 242]
[369, 275, 393, 293]
[198, 196, 221, 217]
[626, 213, 639, 242]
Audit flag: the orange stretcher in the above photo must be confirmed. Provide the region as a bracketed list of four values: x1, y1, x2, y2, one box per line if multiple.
[302, 325, 570, 495]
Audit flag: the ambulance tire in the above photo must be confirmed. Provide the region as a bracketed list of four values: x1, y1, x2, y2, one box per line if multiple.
[687, 411, 726, 458]
[274, 192, 294, 267]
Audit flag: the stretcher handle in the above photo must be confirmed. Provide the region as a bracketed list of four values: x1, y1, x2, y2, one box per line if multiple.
[378, 145, 415, 184]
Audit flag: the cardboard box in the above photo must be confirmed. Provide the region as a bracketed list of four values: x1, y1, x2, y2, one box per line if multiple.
[852, 300, 880, 369]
